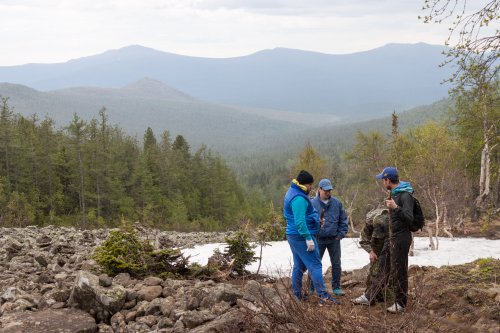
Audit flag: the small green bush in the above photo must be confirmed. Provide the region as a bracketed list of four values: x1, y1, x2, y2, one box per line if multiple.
[93, 228, 189, 278]
[148, 248, 190, 276]
[189, 261, 222, 280]
[224, 230, 257, 275]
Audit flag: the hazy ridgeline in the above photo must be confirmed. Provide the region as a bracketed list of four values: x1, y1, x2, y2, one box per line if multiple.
[0, 43, 452, 116]
[0, 43, 454, 156]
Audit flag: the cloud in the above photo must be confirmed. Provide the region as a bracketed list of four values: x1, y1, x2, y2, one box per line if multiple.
[193, 0, 419, 16]
[0, 0, 450, 65]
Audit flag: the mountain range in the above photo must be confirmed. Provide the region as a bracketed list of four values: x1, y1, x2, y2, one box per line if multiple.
[0, 43, 453, 119]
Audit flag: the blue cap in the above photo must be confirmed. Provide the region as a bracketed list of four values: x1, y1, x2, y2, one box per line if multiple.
[375, 167, 398, 180]
[318, 178, 334, 190]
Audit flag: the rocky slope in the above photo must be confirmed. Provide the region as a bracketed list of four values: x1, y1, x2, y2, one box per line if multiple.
[0, 226, 498, 333]
[0, 226, 272, 333]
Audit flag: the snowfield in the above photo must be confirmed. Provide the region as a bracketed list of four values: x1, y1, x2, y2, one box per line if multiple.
[182, 237, 500, 277]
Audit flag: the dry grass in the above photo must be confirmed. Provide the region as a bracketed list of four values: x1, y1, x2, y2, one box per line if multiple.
[238, 259, 500, 333]
[239, 274, 438, 333]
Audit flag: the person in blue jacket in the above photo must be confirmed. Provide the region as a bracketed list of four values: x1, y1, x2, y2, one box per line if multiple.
[283, 170, 338, 305]
[311, 178, 349, 296]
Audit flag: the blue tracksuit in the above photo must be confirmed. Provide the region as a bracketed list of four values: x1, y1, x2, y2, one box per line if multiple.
[283, 181, 334, 301]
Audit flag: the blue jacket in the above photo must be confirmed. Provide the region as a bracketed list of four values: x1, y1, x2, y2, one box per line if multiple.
[311, 195, 349, 241]
[283, 181, 320, 240]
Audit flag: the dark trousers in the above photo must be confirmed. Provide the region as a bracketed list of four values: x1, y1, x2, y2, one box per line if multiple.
[365, 232, 412, 307]
[318, 239, 341, 290]
[365, 259, 394, 302]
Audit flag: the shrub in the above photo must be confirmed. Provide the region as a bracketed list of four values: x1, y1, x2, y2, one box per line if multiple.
[93, 227, 189, 278]
[224, 230, 257, 275]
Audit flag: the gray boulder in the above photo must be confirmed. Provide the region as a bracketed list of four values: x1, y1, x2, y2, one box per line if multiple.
[0, 308, 96, 333]
[0, 287, 21, 302]
[68, 270, 126, 323]
[190, 309, 245, 333]
[137, 285, 163, 301]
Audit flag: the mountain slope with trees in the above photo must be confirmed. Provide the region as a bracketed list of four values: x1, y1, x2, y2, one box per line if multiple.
[0, 98, 259, 230]
[0, 80, 450, 156]
[0, 81, 338, 155]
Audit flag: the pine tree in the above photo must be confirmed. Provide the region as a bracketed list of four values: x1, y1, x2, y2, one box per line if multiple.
[38, 117, 60, 223]
[0, 97, 14, 191]
[66, 114, 88, 227]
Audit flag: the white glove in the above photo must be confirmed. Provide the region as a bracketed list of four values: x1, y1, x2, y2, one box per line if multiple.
[306, 239, 315, 252]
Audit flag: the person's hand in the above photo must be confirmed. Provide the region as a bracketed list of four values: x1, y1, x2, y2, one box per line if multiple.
[320, 218, 325, 227]
[306, 239, 315, 252]
[385, 198, 398, 210]
[369, 250, 377, 262]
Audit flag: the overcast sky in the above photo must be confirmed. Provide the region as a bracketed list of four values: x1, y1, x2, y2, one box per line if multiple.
[0, 0, 453, 66]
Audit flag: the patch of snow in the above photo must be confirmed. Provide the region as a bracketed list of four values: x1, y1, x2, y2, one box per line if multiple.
[182, 237, 500, 277]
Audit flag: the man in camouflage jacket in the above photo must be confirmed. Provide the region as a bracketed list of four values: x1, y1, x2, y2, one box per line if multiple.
[354, 167, 414, 313]
[359, 207, 392, 302]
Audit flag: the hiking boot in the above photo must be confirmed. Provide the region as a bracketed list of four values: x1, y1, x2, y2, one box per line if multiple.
[352, 294, 370, 305]
[387, 303, 405, 313]
[333, 288, 345, 296]
[318, 295, 340, 306]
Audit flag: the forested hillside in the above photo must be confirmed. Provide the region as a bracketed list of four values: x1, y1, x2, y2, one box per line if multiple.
[234, 77, 498, 230]
[0, 98, 265, 230]
[0, 81, 338, 155]
[0, 76, 496, 233]
[232, 99, 451, 203]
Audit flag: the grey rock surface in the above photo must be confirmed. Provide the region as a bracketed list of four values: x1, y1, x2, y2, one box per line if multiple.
[0, 308, 97, 333]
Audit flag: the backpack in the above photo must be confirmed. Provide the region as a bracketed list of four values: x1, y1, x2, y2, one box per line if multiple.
[409, 195, 425, 232]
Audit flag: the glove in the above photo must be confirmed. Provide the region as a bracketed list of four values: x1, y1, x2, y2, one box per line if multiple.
[306, 239, 315, 252]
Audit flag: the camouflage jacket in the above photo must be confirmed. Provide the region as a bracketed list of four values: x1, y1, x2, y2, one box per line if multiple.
[359, 207, 389, 255]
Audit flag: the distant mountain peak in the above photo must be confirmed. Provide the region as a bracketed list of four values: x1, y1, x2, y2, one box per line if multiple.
[123, 77, 196, 102]
[251, 47, 327, 57]
[124, 77, 168, 89]
[100, 45, 167, 57]
[118, 44, 155, 51]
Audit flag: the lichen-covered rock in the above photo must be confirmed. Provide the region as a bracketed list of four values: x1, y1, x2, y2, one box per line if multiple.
[68, 270, 126, 323]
